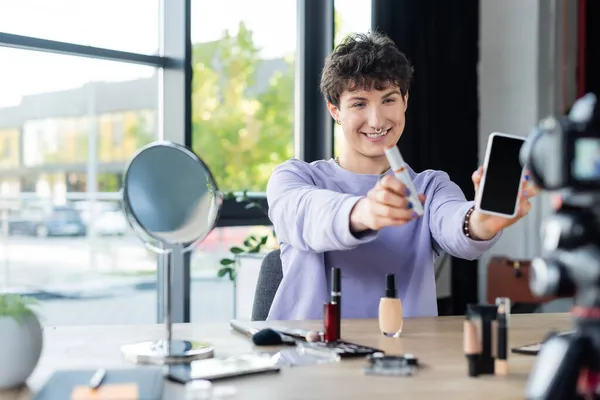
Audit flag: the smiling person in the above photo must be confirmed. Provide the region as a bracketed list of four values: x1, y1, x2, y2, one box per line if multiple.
[265, 31, 537, 321]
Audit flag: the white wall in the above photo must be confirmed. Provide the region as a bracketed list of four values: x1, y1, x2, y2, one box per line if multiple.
[477, 0, 578, 309]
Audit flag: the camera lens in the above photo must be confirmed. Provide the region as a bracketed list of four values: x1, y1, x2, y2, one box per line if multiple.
[541, 211, 588, 252]
[530, 257, 571, 297]
[520, 117, 565, 190]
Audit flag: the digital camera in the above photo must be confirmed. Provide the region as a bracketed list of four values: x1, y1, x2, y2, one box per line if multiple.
[520, 93, 600, 192]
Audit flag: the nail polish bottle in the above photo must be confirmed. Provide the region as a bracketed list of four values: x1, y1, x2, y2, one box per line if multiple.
[378, 274, 403, 337]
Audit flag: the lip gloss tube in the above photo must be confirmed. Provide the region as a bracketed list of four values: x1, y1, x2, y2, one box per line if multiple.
[331, 267, 341, 339]
[323, 302, 339, 342]
[384, 145, 424, 216]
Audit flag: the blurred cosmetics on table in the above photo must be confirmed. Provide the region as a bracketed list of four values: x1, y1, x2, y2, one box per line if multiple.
[463, 298, 511, 377]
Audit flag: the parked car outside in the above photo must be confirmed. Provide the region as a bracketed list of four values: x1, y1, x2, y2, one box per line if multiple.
[7, 205, 87, 237]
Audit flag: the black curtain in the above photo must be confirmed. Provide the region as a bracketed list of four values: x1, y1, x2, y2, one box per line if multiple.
[372, 0, 480, 315]
[585, 0, 599, 97]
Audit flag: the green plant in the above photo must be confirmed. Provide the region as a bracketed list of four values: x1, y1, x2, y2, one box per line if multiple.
[0, 294, 38, 324]
[217, 190, 275, 281]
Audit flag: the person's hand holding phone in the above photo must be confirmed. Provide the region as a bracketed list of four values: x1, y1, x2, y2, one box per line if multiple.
[350, 175, 426, 233]
[469, 167, 539, 240]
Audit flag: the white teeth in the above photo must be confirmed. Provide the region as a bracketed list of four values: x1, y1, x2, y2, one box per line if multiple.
[366, 130, 388, 139]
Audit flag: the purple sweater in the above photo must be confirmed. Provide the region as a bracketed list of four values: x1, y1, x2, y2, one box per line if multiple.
[265, 158, 501, 320]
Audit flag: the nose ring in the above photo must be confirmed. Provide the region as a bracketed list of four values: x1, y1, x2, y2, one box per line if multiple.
[376, 128, 382, 134]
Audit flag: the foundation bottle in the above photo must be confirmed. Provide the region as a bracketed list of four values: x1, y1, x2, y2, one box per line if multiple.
[378, 274, 403, 337]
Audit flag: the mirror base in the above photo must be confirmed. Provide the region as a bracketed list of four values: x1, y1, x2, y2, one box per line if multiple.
[121, 340, 215, 365]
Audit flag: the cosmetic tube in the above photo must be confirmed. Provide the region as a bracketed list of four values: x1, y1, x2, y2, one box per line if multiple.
[384, 145, 424, 216]
[495, 300, 509, 375]
[467, 304, 497, 375]
[464, 313, 481, 377]
[323, 302, 339, 342]
[331, 267, 341, 338]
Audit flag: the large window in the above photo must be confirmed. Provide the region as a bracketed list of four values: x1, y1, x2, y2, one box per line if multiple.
[0, 0, 177, 325]
[0, 0, 159, 54]
[1, 0, 372, 326]
[189, 0, 296, 321]
[0, 47, 159, 325]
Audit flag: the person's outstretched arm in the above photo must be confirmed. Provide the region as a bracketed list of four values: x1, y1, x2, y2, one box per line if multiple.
[428, 172, 501, 260]
[266, 160, 378, 253]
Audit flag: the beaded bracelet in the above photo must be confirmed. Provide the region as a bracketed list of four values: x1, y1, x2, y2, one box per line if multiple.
[463, 206, 475, 238]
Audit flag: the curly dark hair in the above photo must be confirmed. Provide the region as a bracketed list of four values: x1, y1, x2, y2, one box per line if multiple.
[319, 31, 414, 107]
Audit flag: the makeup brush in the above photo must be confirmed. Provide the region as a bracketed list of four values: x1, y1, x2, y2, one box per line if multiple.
[252, 328, 296, 346]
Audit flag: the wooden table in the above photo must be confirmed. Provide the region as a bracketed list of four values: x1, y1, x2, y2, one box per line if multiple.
[0, 313, 572, 400]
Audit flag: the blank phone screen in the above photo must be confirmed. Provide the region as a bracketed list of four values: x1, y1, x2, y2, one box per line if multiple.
[480, 135, 525, 215]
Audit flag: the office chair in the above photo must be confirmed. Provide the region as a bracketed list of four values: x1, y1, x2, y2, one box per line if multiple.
[251, 249, 283, 321]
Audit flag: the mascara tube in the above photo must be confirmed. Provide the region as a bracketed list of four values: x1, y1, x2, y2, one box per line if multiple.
[384, 145, 424, 216]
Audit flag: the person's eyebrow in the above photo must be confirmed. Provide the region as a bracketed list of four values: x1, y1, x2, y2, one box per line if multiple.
[346, 90, 401, 102]
[382, 90, 402, 99]
[347, 95, 368, 102]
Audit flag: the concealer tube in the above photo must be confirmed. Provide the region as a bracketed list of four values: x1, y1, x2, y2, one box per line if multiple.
[495, 303, 509, 375]
[469, 304, 497, 374]
[464, 315, 481, 377]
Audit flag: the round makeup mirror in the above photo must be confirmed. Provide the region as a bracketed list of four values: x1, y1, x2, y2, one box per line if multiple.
[119, 141, 222, 365]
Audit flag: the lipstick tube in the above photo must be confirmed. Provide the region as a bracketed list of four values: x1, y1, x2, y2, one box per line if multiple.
[384, 145, 424, 216]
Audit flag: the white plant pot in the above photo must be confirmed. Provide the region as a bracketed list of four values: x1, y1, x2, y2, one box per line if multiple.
[0, 314, 43, 389]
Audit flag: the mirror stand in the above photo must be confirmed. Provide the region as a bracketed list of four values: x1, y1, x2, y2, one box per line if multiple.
[120, 141, 222, 365]
[121, 245, 215, 365]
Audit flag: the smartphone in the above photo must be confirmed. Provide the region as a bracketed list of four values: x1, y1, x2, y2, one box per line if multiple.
[475, 132, 526, 218]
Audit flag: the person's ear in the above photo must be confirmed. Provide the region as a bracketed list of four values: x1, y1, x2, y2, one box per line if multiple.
[327, 102, 341, 124]
[403, 92, 409, 111]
